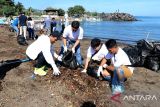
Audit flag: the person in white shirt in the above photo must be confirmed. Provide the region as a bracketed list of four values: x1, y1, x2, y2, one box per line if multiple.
[26, 30, 62, 76]
[81, 38, 108, 73]
[27, 17, 35, 40]
[60, 21, 84, 67]
[98, 39, 134, 94]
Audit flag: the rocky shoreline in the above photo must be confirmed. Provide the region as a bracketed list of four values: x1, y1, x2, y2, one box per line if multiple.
[101, 12, 138, 21]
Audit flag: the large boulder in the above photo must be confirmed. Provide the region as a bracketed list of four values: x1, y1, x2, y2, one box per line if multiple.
[101, 12, 137, 21]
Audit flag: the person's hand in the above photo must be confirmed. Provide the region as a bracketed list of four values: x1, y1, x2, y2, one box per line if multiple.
[81, 69, 87, 73]
[64, 46, 67, 52]
[97, 66, 103, 77]
[103, 64, 108, 68]
[72, 47, 75, 53]
[53, 67, 61, 76]
[57, 55, 62, 61]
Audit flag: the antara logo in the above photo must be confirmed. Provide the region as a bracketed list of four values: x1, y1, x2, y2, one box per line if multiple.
[123, 95, 157, 101]
[110, 94, 158, 104]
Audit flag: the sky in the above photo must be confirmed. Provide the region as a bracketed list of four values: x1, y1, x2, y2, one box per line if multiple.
[14, 0, 160, 16]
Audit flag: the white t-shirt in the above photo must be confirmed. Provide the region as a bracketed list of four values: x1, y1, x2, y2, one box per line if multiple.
[27, 20, 34, 29]
[63, 25, 84, 41]
[26, 35, 57, 69]
[87, 44, 108, 61]
[105, 47, 134, 73]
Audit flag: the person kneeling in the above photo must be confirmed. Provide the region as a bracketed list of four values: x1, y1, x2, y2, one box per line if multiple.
[26, 30, 62, 76]
[98, 39, 134, 94]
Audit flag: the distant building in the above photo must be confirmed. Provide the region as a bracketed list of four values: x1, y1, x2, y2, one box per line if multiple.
[44, 9, 58, 15]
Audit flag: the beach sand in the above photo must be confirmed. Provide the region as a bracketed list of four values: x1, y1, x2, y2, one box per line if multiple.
[0, 25, 160, 107]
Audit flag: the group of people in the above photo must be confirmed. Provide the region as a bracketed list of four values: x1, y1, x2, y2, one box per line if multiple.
[10, 12, 35, 40]
[26, 20, 134, 94]
[10, 12, 64, 41]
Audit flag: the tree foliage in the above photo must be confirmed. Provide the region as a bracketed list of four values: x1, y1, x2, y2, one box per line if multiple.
[68, 5, 85, 17]
[0, 0, 24, 16]
[58, 8, 65, 16]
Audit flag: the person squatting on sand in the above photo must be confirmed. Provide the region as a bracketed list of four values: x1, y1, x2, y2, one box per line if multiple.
[26, 30, 62, 76]
[81, 38, 108, 73]
[59, 21, 84, 68]
[98, 39, 134, 94]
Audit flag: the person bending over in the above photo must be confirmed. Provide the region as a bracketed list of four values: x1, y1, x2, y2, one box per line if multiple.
[60, 21, 84, 68]
[26, 30, 62, 76]
[81, 38, 108, 73]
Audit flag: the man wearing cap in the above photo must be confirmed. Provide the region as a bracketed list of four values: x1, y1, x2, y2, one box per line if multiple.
[26, 30, 62, 76]
[61, 21, 84, 67]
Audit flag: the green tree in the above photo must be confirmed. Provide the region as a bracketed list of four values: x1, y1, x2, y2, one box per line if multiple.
[92, 12, 98, 16]
[0, 0, 25, 16]
[26, 7, 34, 16]
[0, 0, 15, 16]
[68, 5, 85, 17]
[58, 8, 65, 16]
[15, 2, 24, 15]
[3, 5, 15, 16]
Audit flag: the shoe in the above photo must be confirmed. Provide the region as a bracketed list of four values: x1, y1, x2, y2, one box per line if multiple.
[34, 66, 48, 76]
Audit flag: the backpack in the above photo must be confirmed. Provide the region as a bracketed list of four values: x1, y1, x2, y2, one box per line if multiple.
[17, 35, 28, 46]
[62, 51, 78, 70]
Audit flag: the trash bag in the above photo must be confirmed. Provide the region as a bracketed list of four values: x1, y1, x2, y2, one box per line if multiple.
[62, 51, 78, 70]
[123, 46, 145, 66]
[87, 66, 98, 78]
[152, 43, 160, 54]
[144, 56, 160, 72]
[123, 40, 160, 72]
[137, 39, 154, 57]
[0, 59, 22, 80]
[17, 35, 28, 46]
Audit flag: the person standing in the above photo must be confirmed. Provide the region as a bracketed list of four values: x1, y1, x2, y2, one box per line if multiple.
[60, 21, 84, 68]
[19, 12, 27, 39]
[27, 17, 35, 40]
[44, 16, 51, 35]
[51, 17, 57, 33]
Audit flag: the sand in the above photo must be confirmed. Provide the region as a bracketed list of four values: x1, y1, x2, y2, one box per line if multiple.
[0, 25, 160, 107]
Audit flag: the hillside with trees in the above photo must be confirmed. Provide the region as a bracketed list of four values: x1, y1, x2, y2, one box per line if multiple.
[0, 0, 24, 16]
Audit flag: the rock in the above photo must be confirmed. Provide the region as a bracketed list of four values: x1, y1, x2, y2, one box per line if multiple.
[101, 12, 137, 21]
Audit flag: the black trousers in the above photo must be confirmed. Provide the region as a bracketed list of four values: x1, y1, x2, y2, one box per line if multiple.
[35, 52, 49, 68]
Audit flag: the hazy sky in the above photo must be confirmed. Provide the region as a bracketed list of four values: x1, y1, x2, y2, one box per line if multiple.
[14, 0, 160, 16]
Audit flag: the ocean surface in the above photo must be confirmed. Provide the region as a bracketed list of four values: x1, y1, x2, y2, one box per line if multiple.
[81, 16, 160, 43]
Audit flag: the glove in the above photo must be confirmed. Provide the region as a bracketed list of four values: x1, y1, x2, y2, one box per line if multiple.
[53, 66, 61, 76]
[72, 47, 75, 53]
[97, 66, 103, 77]
[64, 46, 67, 52]
[103, 64, 108, 68]
[81, 69, 87, 73]
[92, 56, 99, 61]
[57, 55, 62, 61]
